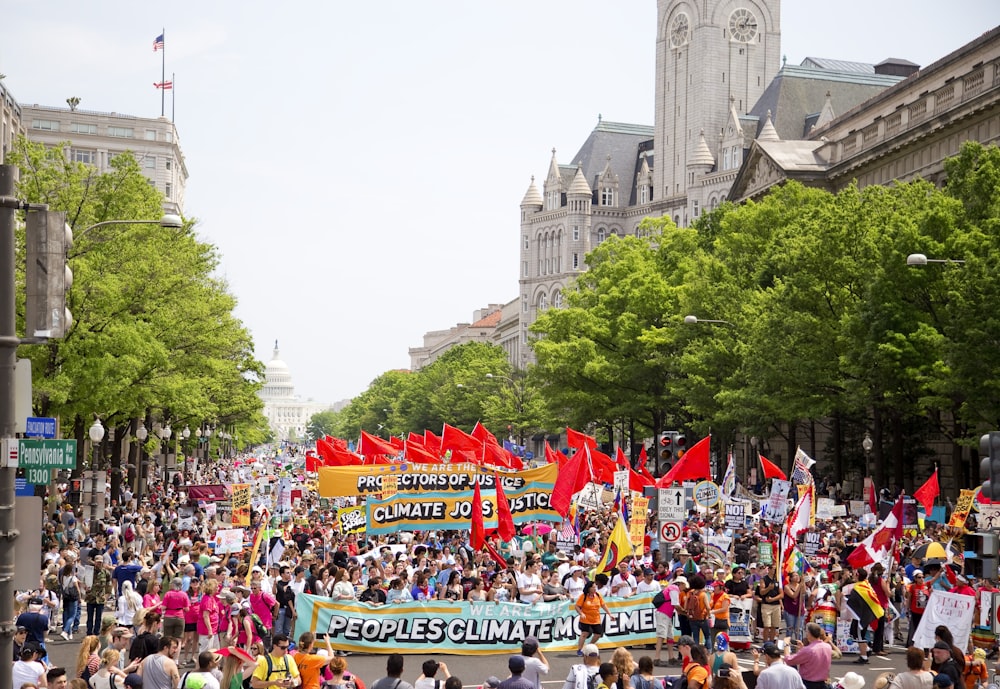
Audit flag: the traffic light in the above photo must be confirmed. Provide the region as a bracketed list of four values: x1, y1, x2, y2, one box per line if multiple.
[25, 209, 73, 339]
[658, 431, 675, 476]
[964, 532, 999, 580]
[980, 431, 1000, 501]
[674, 434, 687, 464]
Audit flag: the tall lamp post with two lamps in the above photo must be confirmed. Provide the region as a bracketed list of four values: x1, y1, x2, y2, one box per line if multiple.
[88, 419, 105, 534]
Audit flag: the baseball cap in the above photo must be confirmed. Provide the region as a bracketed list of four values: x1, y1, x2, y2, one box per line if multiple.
[761, 642, 782, 658]
[482, 678, 501, 689]
[508, 656, 526, 673]
[934, 641, 952, 651]
[582, 643, 600, 657]
[521, 636, 539, 655]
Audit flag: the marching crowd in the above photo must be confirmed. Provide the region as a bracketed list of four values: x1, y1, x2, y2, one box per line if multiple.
[11, 455, 997, 689]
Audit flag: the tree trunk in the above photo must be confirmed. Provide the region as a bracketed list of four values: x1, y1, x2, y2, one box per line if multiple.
[891, 413, 904, 496]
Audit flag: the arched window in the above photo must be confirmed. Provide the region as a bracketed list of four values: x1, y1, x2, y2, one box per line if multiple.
[553, 291, 562, 308]
[539, 293, 548, 310]
[597, 228, 606, 243]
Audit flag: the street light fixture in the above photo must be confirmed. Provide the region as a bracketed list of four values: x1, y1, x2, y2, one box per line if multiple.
[88, 418, 105, 533]
[683, 315, 735, 326]
[862, 431, 873, 504]
[135, 421, 148, 500]
[905, 253, 966, 266]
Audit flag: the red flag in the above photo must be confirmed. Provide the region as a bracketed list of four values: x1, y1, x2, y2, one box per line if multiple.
[305, 453, 318, 473]
[759, 455, 787, 481]
[484, 541, 507, 569]
[544, 441, 563, 466]
[615, 447, 630, 469]
[472, 422, 499, 447]
[325, 435, 349, 451]
[407, 431, 425, 445]
[425, 430, 443, 453]
[913, 469, 940, 514]
[566, 427, 597, 451]
[590, 448, 618, 485]
[358, 430, 397, 458]
[550, 448, 587, 517]
[868, 478, 878, 515]
[403, 439, 441, 464]
[637, 447, 655, 484]
[629, 467, 654, 492]
[470, 480, 485, 549]
[318, 438, 362, 466]
[388, 436, 405, 452]
[441, 423, 483, 461]
[656, 436, 711, 487]
[495, 472, 516, 542]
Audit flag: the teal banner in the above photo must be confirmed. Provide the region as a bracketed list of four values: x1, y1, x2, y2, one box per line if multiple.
[293, 592, 657, 655]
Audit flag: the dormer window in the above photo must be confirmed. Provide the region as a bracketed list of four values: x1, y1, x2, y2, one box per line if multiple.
[601, 187, 615, 206]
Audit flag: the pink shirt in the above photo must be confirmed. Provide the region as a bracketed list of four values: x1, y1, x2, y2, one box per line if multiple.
[162, 590, 189, 619]
[250, 591, 277, 626]
[197, 594, 219, 635]
[785, 640, 833, 681]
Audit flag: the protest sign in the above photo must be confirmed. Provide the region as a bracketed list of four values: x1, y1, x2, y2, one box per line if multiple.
[912, 590, 976, 651]
[214, 528, 245, 554]
[849, 501, 866, 517]
[318, 463, 557, 498]
[338, 507, 367, 534]
[614, 470, 629, 496]
[949, 489, 977, 528]
[723, 502, 746, 529]
[757, 541, 774, 565]
[231, 484, 251, 527]
[630, 496, 649, 551]
[381, 474, 398, 500]
[276, 477, 292, 518]
[816, 498, 834, 520]
[728, 599, 753, 649]
[763, 480, 791, 523]
[293, 592, 657, 654]
[802, 531, 821, 556]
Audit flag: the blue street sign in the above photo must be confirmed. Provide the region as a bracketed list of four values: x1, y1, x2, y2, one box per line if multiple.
[14, 478, 34, 496]
[25, 417, 57, 438]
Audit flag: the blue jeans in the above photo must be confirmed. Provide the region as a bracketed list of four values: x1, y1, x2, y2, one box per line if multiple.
[690, 619, 711, 648]
[275, 608, 292, 637]
[783, 611, 803, 640]
[63, 599, 79, 635]
[86, 603, 105, 636]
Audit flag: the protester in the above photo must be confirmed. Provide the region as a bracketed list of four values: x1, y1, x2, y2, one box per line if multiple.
[575, 581, 611, 655]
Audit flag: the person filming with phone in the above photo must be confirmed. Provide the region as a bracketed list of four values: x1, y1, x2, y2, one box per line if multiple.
[784, 623, 832, 689]
[250, 634, 301, 689]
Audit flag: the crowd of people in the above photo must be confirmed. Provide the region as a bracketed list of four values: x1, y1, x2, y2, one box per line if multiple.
[11, 452, 998, 689]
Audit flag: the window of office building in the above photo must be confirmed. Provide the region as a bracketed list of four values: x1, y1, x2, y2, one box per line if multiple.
[572, 253, 579, 270]
[32, 119, 60, 131]
[70, 122, 97, 135]
[165, 159, 172, 171]
[145, 129, 156, 141]
[144, 156, 156, 169]
[107, 126, 133, 138]
[165, 182, 172, 198]
[71, 149, 94, 165]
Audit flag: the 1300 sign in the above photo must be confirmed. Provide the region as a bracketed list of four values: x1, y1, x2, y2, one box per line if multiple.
[24, 468, 50, 485]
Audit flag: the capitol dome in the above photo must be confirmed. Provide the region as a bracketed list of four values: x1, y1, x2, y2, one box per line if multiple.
[261, 341, 295, 399]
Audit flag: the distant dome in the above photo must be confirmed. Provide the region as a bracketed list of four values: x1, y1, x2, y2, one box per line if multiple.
[261, 341, 294, 398]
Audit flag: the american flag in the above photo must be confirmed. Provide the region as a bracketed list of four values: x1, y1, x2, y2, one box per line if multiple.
[153, 33, 164, 51]
[154, 81, 173, 90]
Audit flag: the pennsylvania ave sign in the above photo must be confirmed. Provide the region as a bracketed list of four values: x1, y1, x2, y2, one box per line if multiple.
[18, 439, 76, 469]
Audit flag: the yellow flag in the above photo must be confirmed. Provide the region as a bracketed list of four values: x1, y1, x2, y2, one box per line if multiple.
[597, 514, 634, 573]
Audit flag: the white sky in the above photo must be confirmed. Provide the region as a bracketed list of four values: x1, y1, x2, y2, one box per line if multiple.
[1, 1, 997, 404]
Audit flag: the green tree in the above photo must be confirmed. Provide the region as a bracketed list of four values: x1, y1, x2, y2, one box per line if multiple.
[306, 410, 339, 441]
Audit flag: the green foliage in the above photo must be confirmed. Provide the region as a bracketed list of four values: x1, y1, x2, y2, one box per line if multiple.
[306, 410, 340, 441]
[8, 137, 267, 459]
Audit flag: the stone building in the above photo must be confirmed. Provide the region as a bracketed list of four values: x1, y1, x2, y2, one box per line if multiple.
[259, 342, 335, 442]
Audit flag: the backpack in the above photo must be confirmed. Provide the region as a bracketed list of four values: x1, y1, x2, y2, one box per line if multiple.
[124, 524, 136, 542]
[249, 612, 269, 639]
[652, 590, 666, 609]
[667, 665, 695, 689]
[684, 590, 709, 621]
[573, 665, 599, 689]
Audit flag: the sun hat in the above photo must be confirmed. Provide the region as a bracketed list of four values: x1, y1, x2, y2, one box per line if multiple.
[836, 673, 866, 689]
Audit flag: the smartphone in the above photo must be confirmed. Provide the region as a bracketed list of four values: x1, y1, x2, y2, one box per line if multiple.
[777, 640, 785, 651]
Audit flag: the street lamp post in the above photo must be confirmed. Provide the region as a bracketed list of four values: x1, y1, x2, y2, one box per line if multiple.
[485, 372, 526, 446]
[88, 418, 105, 534]
[135, 421, 148, 502]
[905, 254, 966, 266]
[683, 315, 735, 326]
[862, 431, 873, 504]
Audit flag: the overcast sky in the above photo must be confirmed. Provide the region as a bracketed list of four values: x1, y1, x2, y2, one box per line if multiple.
[1, 1, 997, 404]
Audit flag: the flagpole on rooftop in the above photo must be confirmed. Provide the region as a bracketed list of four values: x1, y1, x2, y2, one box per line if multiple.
[171, 72, 175, 123]
[160, 28, 166, 117]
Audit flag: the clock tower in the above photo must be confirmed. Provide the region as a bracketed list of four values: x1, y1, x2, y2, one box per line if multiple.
[654, 0, 780, 220]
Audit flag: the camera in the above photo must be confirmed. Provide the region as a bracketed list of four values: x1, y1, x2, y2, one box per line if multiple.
[718, 668, 731, 678]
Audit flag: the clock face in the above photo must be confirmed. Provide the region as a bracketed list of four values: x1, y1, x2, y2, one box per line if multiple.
[670, 12, 690, 48]
[729, 7, 758, 43]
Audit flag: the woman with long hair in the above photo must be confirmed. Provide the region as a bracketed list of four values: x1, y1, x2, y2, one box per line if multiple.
[440, 572, 463, 602]
[630, 657, 658, 689]
[219, 648, 257, 689]
[611, 648, 635, 689]
[182, 578, 202, 668]
[328, 655, 367, 689]
[575, 580, 612, 654]
[116, 581, 143, 630]
[74, 635, 101, 681]
[332, 568, 356, 601]
[87, 649, 121, 689]
[142, 579, 163, 611]
[59, 562, 84, 641]
[783, 572, 805, 642]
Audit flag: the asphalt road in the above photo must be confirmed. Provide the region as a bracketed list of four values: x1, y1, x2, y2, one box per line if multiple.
[44, 635, 910, 689]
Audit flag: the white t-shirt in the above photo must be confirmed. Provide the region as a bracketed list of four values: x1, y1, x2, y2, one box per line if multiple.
[636, 579, 661, 595]
[12, 660, 45, 689]
[520, 656, 549, 689]
[610, 573, 637, 598]
[517, 572, 543, 603]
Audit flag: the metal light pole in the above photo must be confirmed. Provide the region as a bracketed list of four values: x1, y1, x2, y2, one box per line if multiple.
[863, 431, 873, 504]
[88, 419, 105, 533]
[135, 421, 148, 501]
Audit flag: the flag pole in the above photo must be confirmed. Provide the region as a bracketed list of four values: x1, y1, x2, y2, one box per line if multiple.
[160, 28, 166, 117]
[171, 72, 175, 123]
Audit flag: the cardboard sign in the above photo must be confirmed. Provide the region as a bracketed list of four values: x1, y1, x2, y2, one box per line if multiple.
[912, 590, 976, 651]
[381, 474, 398, 500]
[802, 531, 821, 556]
[231, 483, 251, 526]
[694, 481, 721, 509]
[816, 497, 834, 520]
[630, 496, 649, 551]
[723, 501, 746, 529]
[214, 528, 245, 554]
[757, 541, 774, 565]
[763, 480, 791, 522]
[949, 489, 977, 528]
[338, 507, 367, 534]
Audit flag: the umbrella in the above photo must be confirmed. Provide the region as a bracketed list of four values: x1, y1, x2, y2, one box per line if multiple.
[910, 541, 957, 562]
[522, 523, 553, 535]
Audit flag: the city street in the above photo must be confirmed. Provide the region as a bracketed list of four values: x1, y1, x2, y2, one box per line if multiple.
[42, 635, 910, 689]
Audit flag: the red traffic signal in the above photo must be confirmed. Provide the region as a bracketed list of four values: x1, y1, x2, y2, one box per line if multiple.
[675, 435, 687, 448]
[660, 433, 672, 447]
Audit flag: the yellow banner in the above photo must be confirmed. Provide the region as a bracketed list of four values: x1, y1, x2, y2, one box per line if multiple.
[948, 488, 977, 528]
[232, 483, 251, 527]
[318, 462, 558, 498]
[630, 496, 649, 556]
